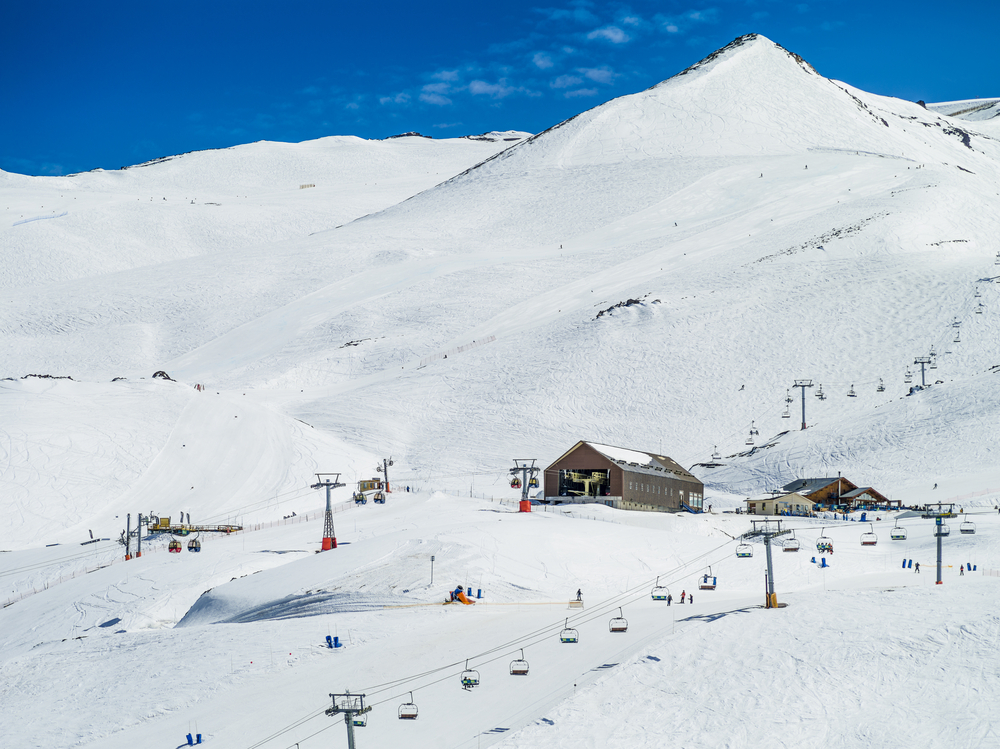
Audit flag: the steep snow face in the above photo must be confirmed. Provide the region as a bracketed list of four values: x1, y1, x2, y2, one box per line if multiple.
[927, 98, 1000, 123]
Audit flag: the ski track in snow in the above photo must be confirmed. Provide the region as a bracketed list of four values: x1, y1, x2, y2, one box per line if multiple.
[1, 34, 999, 749]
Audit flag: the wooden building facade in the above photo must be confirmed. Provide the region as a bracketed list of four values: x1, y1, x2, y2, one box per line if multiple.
[544, 441, 704, 513]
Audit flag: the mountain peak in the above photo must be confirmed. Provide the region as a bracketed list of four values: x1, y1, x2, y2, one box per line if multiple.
[663, 33, 818, 87]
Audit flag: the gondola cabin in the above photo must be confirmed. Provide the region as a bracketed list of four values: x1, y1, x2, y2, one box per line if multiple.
[510, 477, 522, 489]
[528, 476, 539, 488]
[353, 491, 367, 505]
[373, 491, 386, 504]
[188, 538, 201, 552]
[168, 540, 182, 553]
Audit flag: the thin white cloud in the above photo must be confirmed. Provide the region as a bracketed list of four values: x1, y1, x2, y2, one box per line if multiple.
[379, 93, 411, 106]
[420, 92, 452, 106]
[655, 8, 719, 35]
[533, 51, 555, 69]
[535, 4, 600, 26]
[422, 82, 451, 95]
[565, 87, 598, 98]
[579, 65, 615, 84]
[551, 74, 584, 89]
[468, 79, 534, 99]
[433, 70, 461, 82]
[587, 25, 630, 44]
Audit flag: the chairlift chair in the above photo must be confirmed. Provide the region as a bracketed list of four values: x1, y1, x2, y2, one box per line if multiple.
[745, 434, 755, 446]
[976, 303, 984, 315]
[960, 519, 976, 535]
[781, 406, 790, 419]
[711, 446, 721, 461]
[650, 576, 670, 601]
[398, 693, 418, 720]
[510, 649, 529, 676]
[877, 378, 885, 393]
[890, 522, 907, 541]
[168, 540, 182, 553]
[559, 618, 579, 643]
[461, 660, 480, 690]
[187, 537, 201, 552]
[815, 384, 824, 398]
[353, 713, 368, 727]
[904, 370, 913, 384]
[847, 385, 857, 397]
[783, 532, 800, 552]
[975, 288, 982, 298]
[736, 542, 753, 558]
[609, 607, 629, 633]
[699, 567, 718, 589]
[816, 529, 833, 553]
[936, 522, 951, 537]
[954, 330, 961, 343]
[373, 491, 385, 504]
[860, 523, 878, 546]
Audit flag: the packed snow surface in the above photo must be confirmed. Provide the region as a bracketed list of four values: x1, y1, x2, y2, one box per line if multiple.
[1, 33, 999, 748]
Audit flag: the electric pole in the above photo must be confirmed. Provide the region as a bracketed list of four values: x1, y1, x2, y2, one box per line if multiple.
[326, 692, 370, 749]
[311, 473, 345, 550]
[793, 380, 814, 430]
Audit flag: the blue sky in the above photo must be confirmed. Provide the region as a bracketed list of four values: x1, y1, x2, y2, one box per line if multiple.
[2, 0, 997, 176]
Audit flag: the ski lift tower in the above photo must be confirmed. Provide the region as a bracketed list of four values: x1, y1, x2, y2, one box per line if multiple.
[792, 380, 814, 430]
[311, 473, 345, 550]
[510, 459, 539, 513]
[913, 356, 932, 387]
[923, 502, 955, 585]
[326, 692, 370, 749]
[376, 456, 394, 492]
[743, 519, 791, 608]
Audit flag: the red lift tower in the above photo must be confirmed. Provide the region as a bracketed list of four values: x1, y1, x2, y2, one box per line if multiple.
[311, 473, 345, 550]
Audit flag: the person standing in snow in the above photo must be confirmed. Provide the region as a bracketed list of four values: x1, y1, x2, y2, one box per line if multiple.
[667, 593, 672, 605]
[688, 593, 693, 604]
[576, 589, 582, 601]
[960, 565, 965, 575]
[679, 590, 686, 603]
[915, 562, 920, 573]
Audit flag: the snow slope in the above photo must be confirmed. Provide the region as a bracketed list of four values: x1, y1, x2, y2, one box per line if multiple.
[1, 33, 1000, 748]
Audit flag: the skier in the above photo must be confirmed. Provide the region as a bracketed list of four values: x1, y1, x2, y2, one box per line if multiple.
[688, 593, 693, 604]
[666, 593, 672, 605]
[915, 562, 920, 574]
[679, 590, 686, 603]
[960, 565, 964, 576]
[576, 589, 582, 602]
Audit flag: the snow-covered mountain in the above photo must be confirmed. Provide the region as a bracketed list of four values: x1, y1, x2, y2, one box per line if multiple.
[2, 35, 1000, 748]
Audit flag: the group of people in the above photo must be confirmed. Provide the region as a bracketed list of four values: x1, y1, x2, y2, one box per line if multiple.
[665, 591, 693, 605]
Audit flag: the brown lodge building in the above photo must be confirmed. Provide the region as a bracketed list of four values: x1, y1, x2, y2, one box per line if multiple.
[543, 441, 705, 512]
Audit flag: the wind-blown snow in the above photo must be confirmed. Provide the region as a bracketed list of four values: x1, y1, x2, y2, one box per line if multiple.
[1, 33, 999, 749]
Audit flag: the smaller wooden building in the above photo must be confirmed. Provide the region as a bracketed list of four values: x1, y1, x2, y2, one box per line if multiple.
[544, 441, 704, 513]
[744, 492, 815, 516]
[780, 477, 898, 510]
